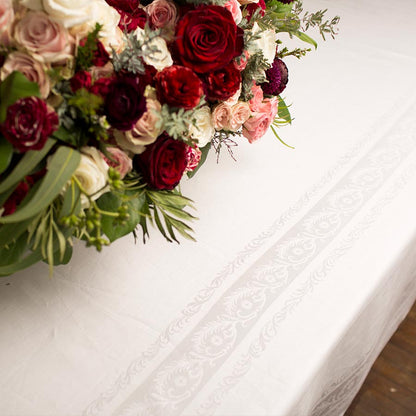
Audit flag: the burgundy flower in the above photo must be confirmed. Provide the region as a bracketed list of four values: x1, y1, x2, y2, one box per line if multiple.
[92, 40, 110, 66]
[70, 70, 92, 92]
[89, 76, 113, 98]
[1, 97, 59, 152]
[246, 0, 266, 21]
[261, 58, 289, 96]
[175, 5, 244, 74]
[134, 133, 188, 190]
[105, 0, 147, 31]
[203, 63, 241, 102]
[104, 75, 147, 130]
[155, 65, 203, 110]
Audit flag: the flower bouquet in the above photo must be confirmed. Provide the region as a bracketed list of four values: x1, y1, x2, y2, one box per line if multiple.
[0, 0, 339, 276]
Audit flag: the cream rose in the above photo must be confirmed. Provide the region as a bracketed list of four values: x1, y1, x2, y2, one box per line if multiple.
[135, 28, 173, 71]
[73, 147, 109, 207]
[114, 97, 164, 154]
[248, 22, 277, 66]
[229, 101, 251, 132]
[212, 103, 232, 131]
[14, 11, 74, 64]
[189, 106, 215, 147]
[0, 52, 50, 98]
[0, 0, 14, 46]
[21, 0, 93, 28]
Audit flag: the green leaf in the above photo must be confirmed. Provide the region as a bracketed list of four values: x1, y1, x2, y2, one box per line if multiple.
[277, 96, 292, 124]
[0, 249, 43, 277]
[293, 31, 318, 49]
[0, 147, 80, 224]
[0, 138, 55, 194]
[59, 180, 82, 219]
[270, 125, 295, 149]
[0, 71, 41, 123]
[187, 143, 211, 179]
[0, 137, 13, 174]
[0, 232, 29, 267]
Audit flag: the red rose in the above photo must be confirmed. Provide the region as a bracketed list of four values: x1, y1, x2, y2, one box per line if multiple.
[204, 63, 241, 102]
[175, 5, 244, 74]
[1, 97, 59, 152]
[70, 70, 92, 92]
[155, 65, 203, 110]
[104, 74, 147, 131]
[134, 133, 188, 190]
[2, 181, 30, 216]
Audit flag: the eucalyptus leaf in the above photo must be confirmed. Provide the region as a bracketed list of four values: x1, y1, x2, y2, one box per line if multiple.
[0, 232, 29, 267]
[277, 96, 292, 123]
[0, 137, 13, 175]
[293, 31, 318, 49]
[0, 249, 43, 277]
[0, 71, 41, 123]
[0, 146, 80, 224]
[0, 139, 55, 194]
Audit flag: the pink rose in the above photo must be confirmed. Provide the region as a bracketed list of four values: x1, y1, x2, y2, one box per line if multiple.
[146, 0, 177, 36]
[211, 103, 232, 131]
[13, 11, 74, 64]
[225, 0, 242, 25]
[249, 83, 264, 112]
[234, 50, 249, 71]
[0, 0, 14, 46]
[243, 97, 279, 143]
[229, 101, 250, 131]
[102, 147, 132, 178]
[0, 52, 50, 98]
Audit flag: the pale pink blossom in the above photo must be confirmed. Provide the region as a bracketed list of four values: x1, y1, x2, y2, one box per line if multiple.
[184, 146, 202, 173]
[234, 50, 249, 71]
[14, 11, 74, 64]
[229, 101, 251, 131]
[0, 0, 14, 46]
[211, 103, 232, 130]
[224, 0, 242, 25]
[0, 52, 50, 98]
[224, 84, 242, 106]
[249, 83, 264, 112]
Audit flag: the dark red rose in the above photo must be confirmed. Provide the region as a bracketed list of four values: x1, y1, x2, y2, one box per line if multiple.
[2, 181, 30, 216]
[203, 63, 241, 102]
[1, 97, 59, 152]
[175, 5, 244, 74]
[104, 75, 147, 131]
[246, 0, 266, 21]
[89, 76, 113, 98]
[70, 70, 92, 92]
[105, 0, 147, 31]
[134, 133, 188, 190]
[138, 63, 157, 87]
[155, 65, 203, 110]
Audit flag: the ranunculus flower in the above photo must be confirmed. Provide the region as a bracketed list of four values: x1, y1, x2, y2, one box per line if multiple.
[175, 5, 244, 74]
[1, 97, 59, 152]
[134, 133, 188, 190]
[184, 146, 202, 173]
[0, 0, 14, 46]
[229, 101, 250, 131]
[135, 28, 173, 71]
[102, 147, 132, 178]
[0, 52, 50, 98]
[146, 0, 178, 35]
[13, 11, 74, 64]
[114, 97, 163, 154]
[211, 103, 232, 130]
[104, 75, 147, 131]
[224, 0, 242, 25]
[188, 106, 215, 147]
[204, 63, 241, 102]
[72, 147, 109, 207]
[70, 70, 92, 92]
[156, 66, 203, 110]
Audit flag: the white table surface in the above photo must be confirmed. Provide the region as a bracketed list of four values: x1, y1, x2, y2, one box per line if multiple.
[1, 0, 416, 415]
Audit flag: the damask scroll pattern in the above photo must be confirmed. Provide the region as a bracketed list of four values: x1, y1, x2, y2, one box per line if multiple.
[82, 94, 416, 416]
[113, 109, 416, 416]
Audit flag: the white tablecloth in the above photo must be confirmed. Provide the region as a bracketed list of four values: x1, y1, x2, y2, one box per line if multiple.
[2, 0, 416, 415]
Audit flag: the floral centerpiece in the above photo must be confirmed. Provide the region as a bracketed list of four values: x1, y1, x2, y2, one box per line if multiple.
[0, 0, 339, 276]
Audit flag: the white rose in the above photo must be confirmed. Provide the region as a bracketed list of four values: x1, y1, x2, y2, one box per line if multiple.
[189, 106, 215, 148]
[135, 28, 173, 71]
[21, 0, 93, 28]
[73, 147, 109, 207]
[248, 22, 277, 66]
